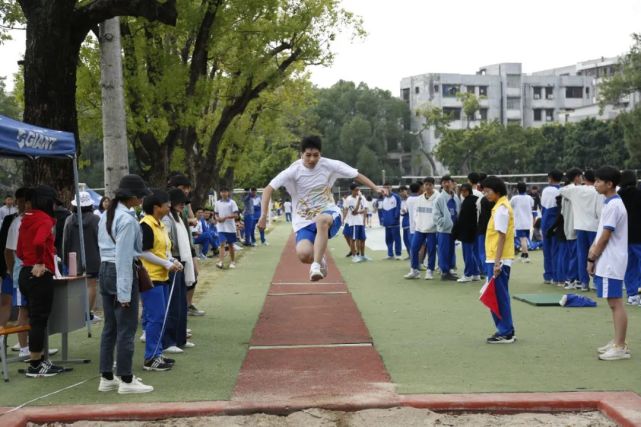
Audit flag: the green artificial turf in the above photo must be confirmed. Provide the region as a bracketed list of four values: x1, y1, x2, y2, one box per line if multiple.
[0, 222, 290, 408]
[331, 240, 641, 395]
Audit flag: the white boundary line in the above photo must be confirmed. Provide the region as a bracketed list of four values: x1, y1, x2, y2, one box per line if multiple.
[271, 282, 345, 285]
[249, 343, 372, 350]
[268, 291, 349, 296]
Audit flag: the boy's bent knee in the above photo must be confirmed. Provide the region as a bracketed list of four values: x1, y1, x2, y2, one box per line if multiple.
[297, 252, 313, 264]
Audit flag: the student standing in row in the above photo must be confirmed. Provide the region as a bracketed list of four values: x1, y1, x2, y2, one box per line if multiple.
[455, 184, 480, 282]
[476, 176, 493, 268]
[433, 176, 460, 281]
[510, 182, 534, 263]
[405, 182, 422, 263]
[343, 183, 368, 263]
[284, 199, 292, 222]
[618, 171, 641, 305]
[381, 184, 402, 260]
[541, 170, 562, 284]
[405, 178, 439, 280]
[242, 189, 254, 246]
[215, 188, 240, 269]
[252, 189, 267, 245]
[399, 186, 411, 258]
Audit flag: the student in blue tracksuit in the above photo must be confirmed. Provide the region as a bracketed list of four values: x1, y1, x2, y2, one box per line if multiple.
[399, 185, 411, 257]
[381, 184, 402, 259]
[242, 189, 254, 246]
[541, 170, 563, 284]
[252, 189, 267, 245]
[433, 175, 461, 280]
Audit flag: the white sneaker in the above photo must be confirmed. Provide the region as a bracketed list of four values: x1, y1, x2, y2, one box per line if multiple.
[98, 376, 121, 392]
[521, 257, 531, 263]
[320, 257, 328, 277]
[472, 275, 482, 281]
[424, 270, 434, 280]
[597, 340, 615, 354]
[11, 343, 20, 352]
[627, 295, 640, 306]
[310, 263, 324, 282]
[216, 261, 224, 269]
[18, 347, 30, 358]
[362, 255, 372, 261]
[91, 313, 102, 323]
[229, 262, 236, 269]
[563, 281, 575, 290]
[457, 276, 473, 283]
[394, 256, 403, 260]
[163, 346, 183, 354]
[140, 331, 146, 342]
[404, 270, 420, 279]
[352, 255, 360, 263]
[183, 341, 196, 348]
[118, 377, 154, 394]
[598, 345, 631, 361]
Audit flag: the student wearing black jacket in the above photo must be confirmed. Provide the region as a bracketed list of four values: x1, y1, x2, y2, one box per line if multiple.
[477, 184, 494, 269]
[619, 171, 641, 304]
[454, 184, 480, 282]
[546, 195, 567, 286]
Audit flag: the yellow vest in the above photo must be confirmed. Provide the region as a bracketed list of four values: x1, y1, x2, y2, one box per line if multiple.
[485, 196, 515, 261]
[140, 215, 172, 282]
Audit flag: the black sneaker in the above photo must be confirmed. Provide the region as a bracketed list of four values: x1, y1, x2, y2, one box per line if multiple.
[143, 356, 172, 371]
[160, 355, 175, 365]
[441, 273, 458, 281]
[486, 333, 516, 344]
[26, 359, 65, 377]
[345, 252, 353, 258]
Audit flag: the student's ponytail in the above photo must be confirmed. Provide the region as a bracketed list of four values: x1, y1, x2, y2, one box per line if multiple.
[105, 196, 127, 243]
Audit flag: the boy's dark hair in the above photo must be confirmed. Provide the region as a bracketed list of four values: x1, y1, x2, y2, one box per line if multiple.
[517, 182, 527, 193]
[483, 176, 507, 196]
[440, 175, 452, 184]
[399, 185, 408, 192]
[15, 187, 29, 199]
[583, 169, 596, 183]
[620, 170, 637, 188]
[301, 135, 322, 152]
[383, 182, 392, 187]
[142, 189, 169, 215]
[460, 183, 473, 194]
[548, 169, 563, 182]
[423, 177, 435, 184]
[30, 185, 59, 217]
[595, 166, 621, 187]
[566, 168, 583, 182]
[219, 187, 230, 193]
[168, 173, 191, 188]
[478, 172, 487, 181]
[250, 187, 257, 192]
[409, 182, 421, 193]
[467, 172, 480, 184]
[349, 182, 359, 190]
[531, 185, 539, 191]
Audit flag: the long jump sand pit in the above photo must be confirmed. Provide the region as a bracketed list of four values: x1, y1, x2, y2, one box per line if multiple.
[39, 407, 615, 427]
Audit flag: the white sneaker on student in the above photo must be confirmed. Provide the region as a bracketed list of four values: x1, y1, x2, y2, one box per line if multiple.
[310, 263, 324, 282]
[563, 281, 575, 290]
[229, 262, 236, 269]
[394, 255, 403, 260]
[598, 345, 631, 361]
[597, 340, 614, 354]
[118, 377, 154, 394]
[404, 270, 420, 279]
[163, 346, 183, 354]
[98, 376, 121, 392]
[352, 255, 361, 263]
[18, 347, 30, 358]
[320, 257, 328, 277]
[626, 295, 640, 306]
[139, 331, 146, 342]
[11, 343, 20, 352]
[472, 275, 482, 281]
[457, 276, 473, 283]
[183, 341, 196, 348]
[424, 270, 434, 280]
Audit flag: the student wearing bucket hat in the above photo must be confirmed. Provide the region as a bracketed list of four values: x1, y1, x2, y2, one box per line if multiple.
[98, 174, 154, 394]
[62, 191, 101, 322]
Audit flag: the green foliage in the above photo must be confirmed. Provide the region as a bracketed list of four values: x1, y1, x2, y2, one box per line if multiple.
[0, 1, 25, 44]
[599, 33, 641, 105]
[309, 80, 415, 181]
[0, 76, 19, 118]
[618, 106, 641, 167]
[456, 92, 481, 126]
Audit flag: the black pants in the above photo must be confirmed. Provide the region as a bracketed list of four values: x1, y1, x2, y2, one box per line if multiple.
[18, 266, 54, 354]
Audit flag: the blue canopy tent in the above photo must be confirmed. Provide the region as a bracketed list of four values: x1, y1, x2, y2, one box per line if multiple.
[0, 114, 92, 337]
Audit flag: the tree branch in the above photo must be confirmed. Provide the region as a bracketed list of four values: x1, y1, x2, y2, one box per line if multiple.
[73, 0, 177, 36]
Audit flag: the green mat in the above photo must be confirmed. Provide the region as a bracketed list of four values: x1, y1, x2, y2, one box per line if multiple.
[513, 293, 562, 306]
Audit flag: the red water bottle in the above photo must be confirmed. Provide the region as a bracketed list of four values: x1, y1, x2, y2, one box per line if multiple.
[68, 252, 77, 276]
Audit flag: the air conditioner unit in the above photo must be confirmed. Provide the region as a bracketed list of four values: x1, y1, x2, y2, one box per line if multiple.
[533, 94, 541, 99]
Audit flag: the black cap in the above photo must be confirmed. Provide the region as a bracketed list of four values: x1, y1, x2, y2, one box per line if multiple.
[32, 184, 62, 205]
[168, 188, 187, 206]
[115, 174, 151, 199]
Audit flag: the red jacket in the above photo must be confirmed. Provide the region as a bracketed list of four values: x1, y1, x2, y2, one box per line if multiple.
[17, 209, 56, 273]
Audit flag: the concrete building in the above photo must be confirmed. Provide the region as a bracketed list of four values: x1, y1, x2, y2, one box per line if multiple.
[400, 57, 636, 175]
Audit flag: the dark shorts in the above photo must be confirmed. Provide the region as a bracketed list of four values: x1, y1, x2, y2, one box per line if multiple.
[1, 275, 13, 295]
[515, 229, 530, 239]
[219, 232, 237, 244]
[296, 211, 342, 244]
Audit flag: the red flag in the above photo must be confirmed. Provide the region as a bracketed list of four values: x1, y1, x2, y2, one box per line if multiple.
[479, 277, 502, 319]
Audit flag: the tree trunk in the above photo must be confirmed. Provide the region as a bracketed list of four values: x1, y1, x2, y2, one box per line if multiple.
[100, 17, 129, 198]
[21, 2, 82, 202]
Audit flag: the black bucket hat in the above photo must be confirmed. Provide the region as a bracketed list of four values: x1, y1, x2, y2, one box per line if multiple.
[115, 174, 151, 199]
[168, 188, 187, 206]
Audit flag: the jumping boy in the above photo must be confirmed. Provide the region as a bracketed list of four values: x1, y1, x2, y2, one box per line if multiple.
[257, 136, 382, 281]
[590, 167, 629, 360]
[214, 188, 239, 269]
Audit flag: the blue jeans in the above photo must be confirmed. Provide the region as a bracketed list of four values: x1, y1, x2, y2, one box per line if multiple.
[463, 242, 480, 277]
[437, 232, 453, 274]
[141, 283, 168, 360]
[485, 263, 514, 336]
[576, 230, 597, 286]
[411, 232, 436, 270]
[285, 213, 291, 222]
[625, 244, 641, 297]
[385, 225, 402, 257]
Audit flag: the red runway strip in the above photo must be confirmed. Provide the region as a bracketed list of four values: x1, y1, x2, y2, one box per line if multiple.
[268, 235, 345, 284]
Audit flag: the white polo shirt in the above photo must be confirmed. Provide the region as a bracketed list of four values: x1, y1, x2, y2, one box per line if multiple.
[594, 195, 628, 280]
[510, 194, 534, 231]
[345, 194, 366, 226]
[214, 199, 239, 233]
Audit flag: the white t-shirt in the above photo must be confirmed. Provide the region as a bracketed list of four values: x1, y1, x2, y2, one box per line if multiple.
[560, 184, 602, 232]
[489, 205, 513, 267]
[5, 214, 22, 251]
[510, 194, 534, 231]
[594, 196, 628, 280]
[414, 192, 439, 233]
[214, 199, 239, 233]
[345, 194, 366, 226]
[541, 185, 560, 209]
[283, 201, 292, 213]
[406, 195, 420, 233]
[268, 157, 358, 232]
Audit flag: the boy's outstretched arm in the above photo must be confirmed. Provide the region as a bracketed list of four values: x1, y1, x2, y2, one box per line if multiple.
[257, 185, 275, 230]
[355, 173, 385, 196]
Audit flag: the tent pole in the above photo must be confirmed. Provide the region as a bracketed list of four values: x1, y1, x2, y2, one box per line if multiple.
[73, 156, 92, 337]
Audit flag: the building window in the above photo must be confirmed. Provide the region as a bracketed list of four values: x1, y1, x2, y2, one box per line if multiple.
[545, 109, 554, 121]
[433, 84, 439, 93]
[442, 107, 461, 120]
[466, 85, 475, 94]
[443, 84, 459, 97]
[533, 87, 542, 99]
[507, 97, 521, 110]
[402, 88, 410, 102]
[585, 87, 590, 98]
[565, 86, 583, 98]
[545, 87, 554, 99]
[479, 86, 488, 96]
[533, 109, 542, 121]
[507, 74, 520, 88]
[415, 86, 420, 94]
[480, 108, 488, 121]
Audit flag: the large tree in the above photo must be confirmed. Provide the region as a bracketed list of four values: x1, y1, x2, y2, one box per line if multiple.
[1, 0, 177, 199]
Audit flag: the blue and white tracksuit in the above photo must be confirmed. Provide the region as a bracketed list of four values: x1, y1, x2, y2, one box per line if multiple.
[382, 193, 402, 257]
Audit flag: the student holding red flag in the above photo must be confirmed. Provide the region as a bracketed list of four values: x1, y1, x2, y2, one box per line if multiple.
[481, 176, 516, 344]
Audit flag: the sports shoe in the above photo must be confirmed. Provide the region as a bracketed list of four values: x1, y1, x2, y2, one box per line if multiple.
[486, 333, 516, 344]
[229, 262, 236, 269]
[98, 376, 121, 392]
[188, 304, 205, 316]
[309, 263, 324, 282]
[543, 280, 553, 285]
[18, 348, 30, 358]
[626, 295, 640, 306]
[261, 241, 269, 246]
[160, 356, 175, 365]
[320, 257, 328, 277]
[556, 282, 565, 287]
[424, 270, 434, 280]
[186, 331, 193, 339]
[90, 313, 102, 323]
[118, 377, 154, 394]
[163, 346, 183, 354]
[597, 341, 630, 354]
[472, 275, 482, 281]
[579, 283, 590, 292]
[26, 359, 65, 377]
[394, 256, 403, 260]
[563, 281, 575, 290]
[353, 256, 366, 263]
[441, 273, 458, 281]
[599, 345, 631, 361]
[143, 356, 172, 371]
[11, 343, 20, 352]
[345, 252, 353, 258]
[352, 255, 361, 263]
[457, 276, 473, 283]
[521, 257, 531, 263]
[404, 270, 420, 279]
[183, 341, 196, 348]
[140, 331, 146, 342]
[216, 261, 224, 269]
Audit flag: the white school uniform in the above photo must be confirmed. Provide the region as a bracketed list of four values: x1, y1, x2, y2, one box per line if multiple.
[214, 199, 239, 233]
